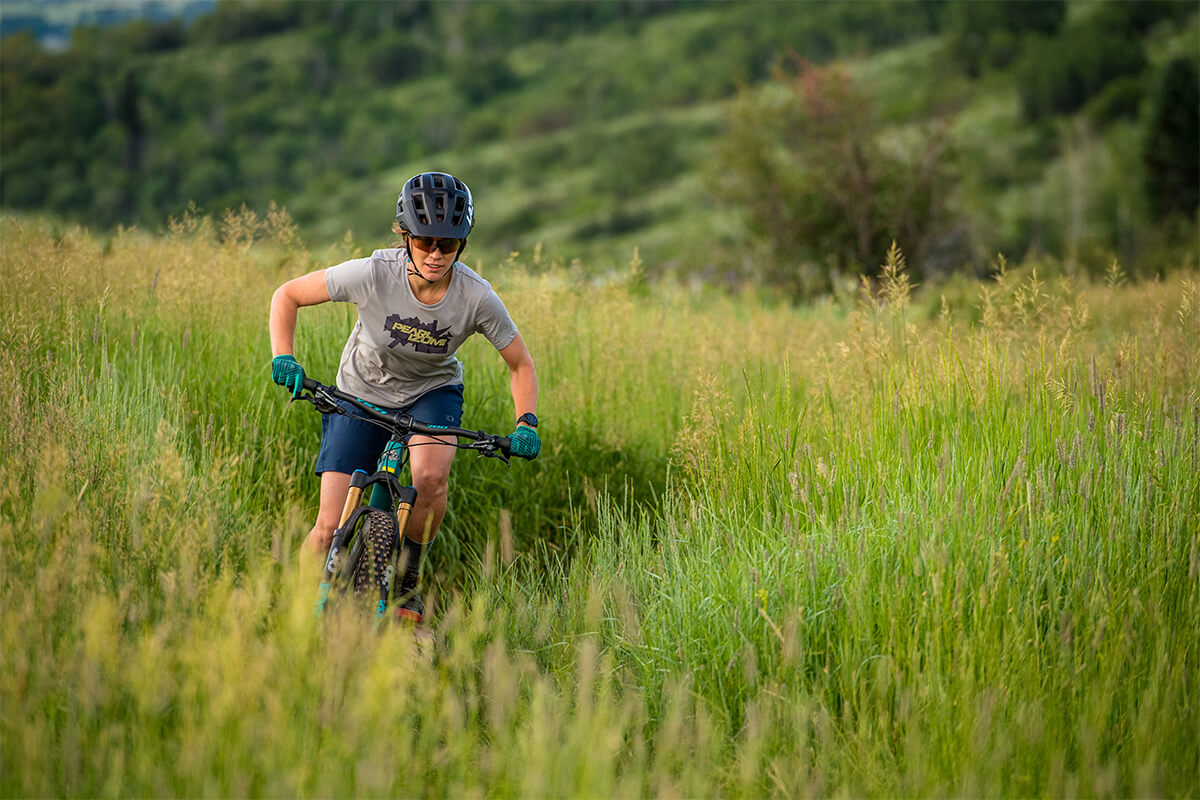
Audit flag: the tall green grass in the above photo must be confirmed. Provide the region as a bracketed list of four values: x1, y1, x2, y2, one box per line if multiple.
[1, 216, 1197, 796]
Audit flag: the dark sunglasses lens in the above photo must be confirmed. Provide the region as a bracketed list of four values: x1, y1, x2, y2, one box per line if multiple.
[412, 236, 462, 254]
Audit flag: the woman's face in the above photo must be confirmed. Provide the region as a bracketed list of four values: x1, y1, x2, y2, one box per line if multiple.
[407, 235, 462, 283]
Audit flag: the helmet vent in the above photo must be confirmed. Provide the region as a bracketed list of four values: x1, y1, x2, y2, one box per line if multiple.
[411, 194, 428, 224]
[397, 172, 473, 238]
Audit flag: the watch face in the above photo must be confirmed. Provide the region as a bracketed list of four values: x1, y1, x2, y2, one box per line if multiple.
[519, 413, 538, 428]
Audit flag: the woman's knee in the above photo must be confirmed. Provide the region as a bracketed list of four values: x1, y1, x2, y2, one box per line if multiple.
[411, 470, 449, 502]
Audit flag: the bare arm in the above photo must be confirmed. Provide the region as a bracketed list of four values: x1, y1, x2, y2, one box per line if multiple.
[497, 333, 538, 426]
[269, 269, 331, 357]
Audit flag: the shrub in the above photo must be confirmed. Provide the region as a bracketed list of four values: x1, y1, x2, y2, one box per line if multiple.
[714, 59, 958, 295]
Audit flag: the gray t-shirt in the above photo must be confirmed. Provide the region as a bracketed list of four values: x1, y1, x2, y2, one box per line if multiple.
[324, 248, 519, 407]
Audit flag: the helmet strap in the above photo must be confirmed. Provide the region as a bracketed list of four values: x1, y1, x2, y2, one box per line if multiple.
[405, 236, 450, 285]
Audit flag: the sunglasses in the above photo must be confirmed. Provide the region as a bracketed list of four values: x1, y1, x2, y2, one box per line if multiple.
[408, 235, 465, 254]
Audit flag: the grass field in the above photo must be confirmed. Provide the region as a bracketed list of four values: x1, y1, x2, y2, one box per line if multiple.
[1, 213, 1198, 796]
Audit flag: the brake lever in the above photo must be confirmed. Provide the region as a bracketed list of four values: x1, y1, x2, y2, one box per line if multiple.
[291, 386, 339, 414]
[471, 439, 511, 465]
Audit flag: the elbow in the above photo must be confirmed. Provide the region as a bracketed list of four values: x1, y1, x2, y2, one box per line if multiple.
[510, 359, 537, 388]
[271, 282, 297, 312]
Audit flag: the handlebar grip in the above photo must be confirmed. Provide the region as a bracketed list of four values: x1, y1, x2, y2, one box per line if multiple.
[301, 376, 319, 391]
[497, 436, 511, 457]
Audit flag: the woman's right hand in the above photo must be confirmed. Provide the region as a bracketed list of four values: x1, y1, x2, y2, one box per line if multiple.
[271, 355, 306, 398]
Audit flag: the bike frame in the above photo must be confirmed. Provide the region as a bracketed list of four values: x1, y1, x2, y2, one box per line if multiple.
[321, 438, 418, 619]
[299, 377, 510, 620]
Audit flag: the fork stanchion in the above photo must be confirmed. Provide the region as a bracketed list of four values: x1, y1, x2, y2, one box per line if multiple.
[338, 469, 369, 528]
[392, 485, 418, 537]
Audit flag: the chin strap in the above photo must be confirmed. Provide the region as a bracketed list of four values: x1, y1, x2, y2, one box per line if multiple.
[408, 261, 439, 285]
[406, 250, 445, 285]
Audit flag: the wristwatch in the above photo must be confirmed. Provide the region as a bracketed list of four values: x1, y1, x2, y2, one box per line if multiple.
[517, 412, 539, 429]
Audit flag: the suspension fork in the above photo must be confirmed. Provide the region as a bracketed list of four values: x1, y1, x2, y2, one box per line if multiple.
[315, 469, 371, 616]
[369, 437, 418, 530]
[371, 437, 419, 605]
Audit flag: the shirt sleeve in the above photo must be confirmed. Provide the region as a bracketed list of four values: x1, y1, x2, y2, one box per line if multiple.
[475, 288, 519, 351]
[324, 256, 375, 305]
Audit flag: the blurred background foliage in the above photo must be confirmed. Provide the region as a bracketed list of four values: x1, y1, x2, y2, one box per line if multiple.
[1, 0, 1197, 295]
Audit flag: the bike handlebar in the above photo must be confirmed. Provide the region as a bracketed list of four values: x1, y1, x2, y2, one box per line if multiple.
[298, 377, 512, 460]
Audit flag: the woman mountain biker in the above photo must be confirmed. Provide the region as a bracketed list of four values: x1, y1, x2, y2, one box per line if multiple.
[268, 171, 540, 623]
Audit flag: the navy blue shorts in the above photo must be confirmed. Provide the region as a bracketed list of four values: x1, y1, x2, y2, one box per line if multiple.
[314, 384, 464, 475]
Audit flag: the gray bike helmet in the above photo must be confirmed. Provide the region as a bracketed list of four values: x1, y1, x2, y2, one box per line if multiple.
[395, 172, 474, 239]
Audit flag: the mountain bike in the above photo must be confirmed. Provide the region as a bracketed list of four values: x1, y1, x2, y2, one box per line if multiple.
[293, 376, 512, 623]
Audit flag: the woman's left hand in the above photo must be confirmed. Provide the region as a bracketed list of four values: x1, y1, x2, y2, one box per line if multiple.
[508, 425, 541, 460]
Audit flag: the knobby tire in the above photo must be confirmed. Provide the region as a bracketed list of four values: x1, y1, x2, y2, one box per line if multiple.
[351, 510, 398, 614]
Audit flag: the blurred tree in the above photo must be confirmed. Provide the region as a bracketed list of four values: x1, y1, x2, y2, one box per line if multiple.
[364, 31, 427, 85]
[947, 0, 1066, 77]
[714, 59, 957, 295]
[447, 8, 520, 109]
[588, 121, 686, 198]
[111, 18, 185, 53]
[117, 69, 145, 174]
[1082, 76, 1145, 126]
[87, 131, 134, 225]
[1015, 22, 1147, 122]
[181, 157, 237, 211]
[190, 0, 299, 44]
[451, 49, 519, 104]
[0, 33, 58, 207]
[302, 24, 341, 94]
[1142, 56, 1200, 220]
[1088, 0, 1197, 37]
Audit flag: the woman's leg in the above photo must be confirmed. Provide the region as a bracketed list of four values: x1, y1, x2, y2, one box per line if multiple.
[301, 470, 352, 578]
[308, 393, 393, 579]
[405, 434, 458, 544]
[393, 435, 456, 622]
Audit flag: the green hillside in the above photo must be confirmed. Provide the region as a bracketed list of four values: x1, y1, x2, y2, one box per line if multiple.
[1, 0, 1197, 286]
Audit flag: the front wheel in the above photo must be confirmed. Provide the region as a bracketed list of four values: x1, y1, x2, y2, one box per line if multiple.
[351, 510, 398, 617]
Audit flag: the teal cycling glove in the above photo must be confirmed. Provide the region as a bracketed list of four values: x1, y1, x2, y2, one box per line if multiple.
[509, 425, 541, 460]
[271, 354, 305, 398]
